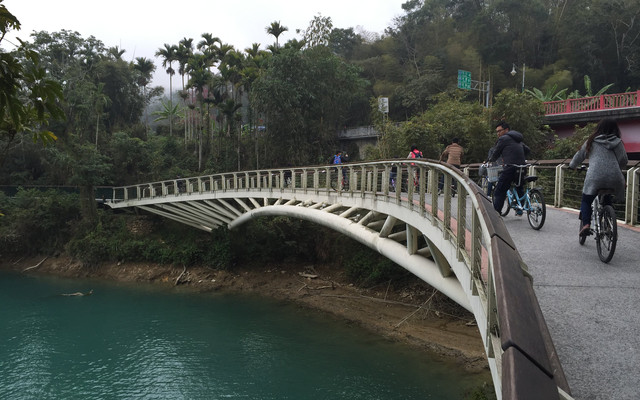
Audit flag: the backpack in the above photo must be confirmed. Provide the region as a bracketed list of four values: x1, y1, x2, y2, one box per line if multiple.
[332, 155, 342, 164]
[411, 150, 423, 159]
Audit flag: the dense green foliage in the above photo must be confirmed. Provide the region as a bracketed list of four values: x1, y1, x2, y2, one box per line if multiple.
[65, 213, 233, 268]
[0, 188, 80, 253]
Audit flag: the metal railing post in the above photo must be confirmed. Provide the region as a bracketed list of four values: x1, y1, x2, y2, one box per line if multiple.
[626, 167, 639, 225]
[554, 164, 564, 208]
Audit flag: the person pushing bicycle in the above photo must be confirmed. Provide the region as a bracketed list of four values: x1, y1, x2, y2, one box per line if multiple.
[332, 150, 349, 186]
[569, 118, 628, 237]
[488, 122, 531, 214]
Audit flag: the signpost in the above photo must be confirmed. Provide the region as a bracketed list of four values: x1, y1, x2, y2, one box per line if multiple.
[457, 69, 490, 108]
[457, 70, 471, 90]
[378, 97, 389, 114]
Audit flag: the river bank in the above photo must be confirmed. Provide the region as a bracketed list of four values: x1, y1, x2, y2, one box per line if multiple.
[1, 255, 489, 374]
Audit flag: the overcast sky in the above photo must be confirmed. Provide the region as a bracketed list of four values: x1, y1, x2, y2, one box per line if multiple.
[3, 0, 407, 89]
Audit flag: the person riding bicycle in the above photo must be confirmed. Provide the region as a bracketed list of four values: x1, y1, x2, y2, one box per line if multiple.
[569, 118, 628, 237]
[488, 122, 530, 214]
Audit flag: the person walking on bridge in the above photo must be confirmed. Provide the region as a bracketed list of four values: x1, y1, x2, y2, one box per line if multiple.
[439, 137, 464, 168]
[439, 138, 464, 193]
[407, 145, 423, 188]
[569, 118, 628, 237]
[489, 122, 530, 214]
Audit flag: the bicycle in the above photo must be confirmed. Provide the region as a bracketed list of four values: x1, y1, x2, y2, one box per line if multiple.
[576, 168, 618, 263]
[330, 167, 349, 191]
[494, 164, 546, 230]
[477, 163, 501, 196]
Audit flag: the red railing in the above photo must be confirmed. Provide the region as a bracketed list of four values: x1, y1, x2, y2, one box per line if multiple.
[544, 90, 640, 115]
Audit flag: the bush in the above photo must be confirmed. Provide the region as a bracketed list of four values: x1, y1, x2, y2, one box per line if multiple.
[66, 212, 234, 268]
[341, 247, 407, 286]
[0, 188, 80, 255]
[230, 216, 317, 265]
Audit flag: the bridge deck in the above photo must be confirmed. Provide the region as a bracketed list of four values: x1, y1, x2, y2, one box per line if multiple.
[504, 206, 640, 400]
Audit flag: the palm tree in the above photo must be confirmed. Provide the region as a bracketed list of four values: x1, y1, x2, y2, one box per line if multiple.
[107, 46, 126, 60]
[266, 21, 288, 48]
[155, 43, 178, 136]
[244, 43, 261, 58]
[177, 38, 194, 91]
[176, 39, 194, 145]
[133, 57, 156, 132]
[187, 59, 214, 171]
[198, 33, 221, 69]
[93, 83, 111, 148]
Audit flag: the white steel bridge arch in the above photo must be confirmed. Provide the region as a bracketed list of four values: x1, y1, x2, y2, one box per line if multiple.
[107, 159, 572, 400]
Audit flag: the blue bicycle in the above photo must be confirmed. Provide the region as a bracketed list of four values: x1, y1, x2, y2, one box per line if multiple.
[495, 164, 546, 230]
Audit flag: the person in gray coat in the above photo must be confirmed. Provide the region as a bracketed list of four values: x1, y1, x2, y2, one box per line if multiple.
[569, 118, 628, 236]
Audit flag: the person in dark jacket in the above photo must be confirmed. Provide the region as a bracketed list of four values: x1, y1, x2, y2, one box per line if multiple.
[488, 122, 531, 214]
[569, 118, 628, 236]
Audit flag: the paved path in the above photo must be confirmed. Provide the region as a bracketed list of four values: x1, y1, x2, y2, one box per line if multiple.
[502, 206, 640, 400]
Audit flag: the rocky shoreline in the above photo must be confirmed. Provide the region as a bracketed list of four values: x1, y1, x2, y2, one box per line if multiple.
[2, 255, 490, 375]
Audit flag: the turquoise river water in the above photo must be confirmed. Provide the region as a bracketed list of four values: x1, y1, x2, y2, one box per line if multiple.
[0, 271, 489, 399]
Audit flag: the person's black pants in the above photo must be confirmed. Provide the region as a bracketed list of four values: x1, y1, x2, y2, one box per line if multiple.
[492, 166, 524, 213]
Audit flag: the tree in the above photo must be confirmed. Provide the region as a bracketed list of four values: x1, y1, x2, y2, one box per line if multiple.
[491, 89, 549, 158]
[187, 53, 215, 170]
[176, 38, 194, 145]
[252, 46, 367, 165]
[107, 46, 126, 61]
[0, 3, 65, 166]
[197, 33, 221, 72]
[67, 141, 111, 224]
[266, 21, 288, 48]
[133, 57, 157, 132]
[298, 14, 333, 48]
[92, 82, 111, 147]
[155, 43, 178, 136]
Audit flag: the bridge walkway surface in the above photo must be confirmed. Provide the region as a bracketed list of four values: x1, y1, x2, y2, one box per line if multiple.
[502, 206, 640, 400]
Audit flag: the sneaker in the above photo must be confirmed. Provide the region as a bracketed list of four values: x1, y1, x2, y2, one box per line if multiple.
[515, 209, 523, 216]
[579, 224, 591, 237]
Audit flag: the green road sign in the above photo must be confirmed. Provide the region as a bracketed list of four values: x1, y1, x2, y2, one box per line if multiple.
[457, 70, 471, 90]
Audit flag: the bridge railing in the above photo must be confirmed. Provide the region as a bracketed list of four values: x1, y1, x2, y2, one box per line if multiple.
[109, 159, 570, 399]
[544, 91, 640, 115]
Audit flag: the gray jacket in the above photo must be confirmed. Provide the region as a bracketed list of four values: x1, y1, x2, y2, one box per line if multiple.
[569, 134, 628, 197]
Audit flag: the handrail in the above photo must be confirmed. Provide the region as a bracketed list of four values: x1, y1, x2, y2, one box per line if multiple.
[544, 90, 640, 115]
[107, 159, 570, 399]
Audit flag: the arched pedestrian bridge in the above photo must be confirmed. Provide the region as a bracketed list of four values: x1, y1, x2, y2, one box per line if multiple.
[106, 160, 577, 400]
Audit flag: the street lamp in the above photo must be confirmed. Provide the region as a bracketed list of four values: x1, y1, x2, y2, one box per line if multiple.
[511, 63, 525, 92]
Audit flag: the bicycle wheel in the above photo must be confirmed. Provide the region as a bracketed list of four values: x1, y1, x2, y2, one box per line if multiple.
[578, 220, 587, 245]
[330, 174, 338, 190]
[492, 190, 511, 216]
[527, 189, 546, 230]
[596, 205, 617, 263]
[477, 177, 488, 195]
